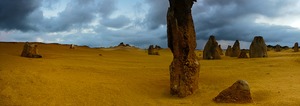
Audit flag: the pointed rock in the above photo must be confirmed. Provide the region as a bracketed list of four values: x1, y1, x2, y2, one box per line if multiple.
[294, 42, 299, 52]
[118, 42, 125, 46]
[213, 80, 253, 103]
[249, 36, 268, 58]
[231, 40, 240, 57]
[217, 45, 224, 55]
[225, 45, 232, 56]
[203, 35, 221, 60]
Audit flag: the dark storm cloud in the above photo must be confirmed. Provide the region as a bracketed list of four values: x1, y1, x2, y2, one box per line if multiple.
[144, 0, 169, 30]
[192, 0, 300, 42]
[0, 0, 131, 32]
[43, 0, 131, 31]
[0, 0, 41, 31]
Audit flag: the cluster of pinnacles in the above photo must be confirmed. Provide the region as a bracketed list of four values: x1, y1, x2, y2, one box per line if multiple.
[203, 35, 268, 59]
[148, 45, 161, 55]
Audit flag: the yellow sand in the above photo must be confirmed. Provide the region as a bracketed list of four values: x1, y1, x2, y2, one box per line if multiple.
[0, 42, 300, 106]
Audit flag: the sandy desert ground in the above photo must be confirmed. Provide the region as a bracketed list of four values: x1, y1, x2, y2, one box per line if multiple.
[1, 42, 300, 106]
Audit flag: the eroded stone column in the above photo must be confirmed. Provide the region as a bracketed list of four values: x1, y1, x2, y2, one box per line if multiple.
[249, 36, 268, 58]
[167, 0, 199, 97]
[294, 42, 299, 52]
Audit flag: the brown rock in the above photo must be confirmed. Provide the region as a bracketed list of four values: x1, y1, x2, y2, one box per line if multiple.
[203, 35, 221, 60]
[217, 45, 224, 55]
[118, 42, 126, 46]
[238, 49, 248, 58]
[70, 44, 76, 49]
[225, 45, 232, 56]
[275, 44, 281, 52]
[231, 40, 240, 57]
[213, 80, 253, 103]
[294, 42, 299, 52]
[21, 42, 42, 58]
[148, 45, 159, 55]
[167, 0, 199, 98]
[117, 42, 131, 47]
[249, 36, 268, 58]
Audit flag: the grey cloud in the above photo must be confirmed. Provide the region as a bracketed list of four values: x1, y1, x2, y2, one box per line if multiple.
[43, 0, 98, 31]
[144, 0, 169, 30]
[43, 0, 121, 32]
[101, 15, 131, 28]
[0, 0, 120, 32]
[193, 0, 300, 42]
[97, 0, 117, 18]
[0, 0, 41, 31]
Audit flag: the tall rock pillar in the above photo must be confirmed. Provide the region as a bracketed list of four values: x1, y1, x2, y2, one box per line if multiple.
[294, 42, 299, 52]
[167, 0, 199, 97]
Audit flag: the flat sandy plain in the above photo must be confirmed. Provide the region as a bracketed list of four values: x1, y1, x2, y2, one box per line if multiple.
[1, 42, 300, 106]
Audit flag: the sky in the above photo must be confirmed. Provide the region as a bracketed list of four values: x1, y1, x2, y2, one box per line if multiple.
[1, 0, 300, 49]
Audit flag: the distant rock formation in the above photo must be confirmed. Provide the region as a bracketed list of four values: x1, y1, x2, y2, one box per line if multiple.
[203, 35, 221, 60]
[148, 45, 159, 55]
[154, 45, 161, 49]
[267, 45, 273, 51]
[118, 42, 126, 47]
[21, 42, 42, 58]
[238, 49, 248, 58]
[115, 42, 133, 48]
[249, 36, 268, 58]
[294, 42, 299, 52]
[267, 44, 290, 51]
[225, 45, 232, 56]
[231, 40, 240, 57]
[213, 80, 253, 103]
[70, 44, 76, 49]
[167, 0, 199, 98]
[217, 45, 224, 55]
[275, 44, 281, 52]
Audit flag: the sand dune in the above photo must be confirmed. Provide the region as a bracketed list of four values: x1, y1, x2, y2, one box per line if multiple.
[1, 42, 300, 105]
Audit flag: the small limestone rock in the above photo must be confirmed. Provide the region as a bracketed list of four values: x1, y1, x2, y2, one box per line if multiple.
[213, 80, 253, 103]
[238, 49, 248, 58]
[203, 35, 221, 60]
[118, 42, 126, 47]
[148, 45, 159, 55]
[225, 45, 232, 56]
[154, 45, 161, 49]
[70, 44, 76, 49]
[275, 44, 281, 52]
[21, 42, 42, 58]
[217, 45, 224, 55]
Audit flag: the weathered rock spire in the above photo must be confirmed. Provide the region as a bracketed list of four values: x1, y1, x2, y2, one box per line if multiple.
[167, 0, 199, 97]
